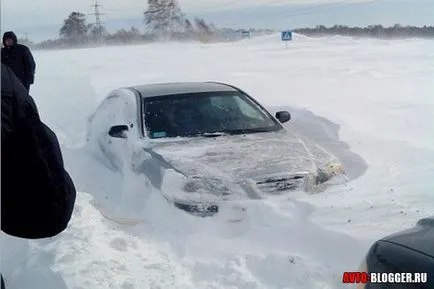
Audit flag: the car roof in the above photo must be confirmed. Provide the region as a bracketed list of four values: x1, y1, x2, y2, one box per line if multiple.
[128, 82, 239, 98]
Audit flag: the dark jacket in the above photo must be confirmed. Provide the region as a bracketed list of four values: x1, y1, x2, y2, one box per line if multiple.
[1, 63, 76, 239]
[1, 31, 36, 87]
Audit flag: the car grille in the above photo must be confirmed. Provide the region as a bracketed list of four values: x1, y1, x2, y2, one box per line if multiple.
[174, 201, 219, 217]
[255, 173, 308, 194]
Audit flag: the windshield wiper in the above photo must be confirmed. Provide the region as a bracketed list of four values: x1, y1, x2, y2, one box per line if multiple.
[199, 132, 227, 138]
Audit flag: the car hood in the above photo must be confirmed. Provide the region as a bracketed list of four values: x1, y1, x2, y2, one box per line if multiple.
[381, 216, 434, 258]
[146, 129, 344, 198]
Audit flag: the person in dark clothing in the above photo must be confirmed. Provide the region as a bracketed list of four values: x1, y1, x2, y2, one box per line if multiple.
[1, 64, 76, 289]
[1, 31, 36, 92]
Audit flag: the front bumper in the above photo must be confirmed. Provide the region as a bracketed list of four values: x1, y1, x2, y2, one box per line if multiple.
[172, 162, 346, 217]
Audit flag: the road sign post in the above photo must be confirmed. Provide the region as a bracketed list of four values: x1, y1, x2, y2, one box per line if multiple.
[281, 30, 292, 48]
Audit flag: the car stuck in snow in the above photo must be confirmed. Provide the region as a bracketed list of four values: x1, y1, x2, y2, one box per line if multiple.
[86, 82, 347, 216]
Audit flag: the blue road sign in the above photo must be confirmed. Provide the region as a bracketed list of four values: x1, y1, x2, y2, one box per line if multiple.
[281, 31, 292, 41]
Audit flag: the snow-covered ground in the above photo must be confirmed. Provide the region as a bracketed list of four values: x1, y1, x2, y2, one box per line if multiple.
[2, 34, 434, 289]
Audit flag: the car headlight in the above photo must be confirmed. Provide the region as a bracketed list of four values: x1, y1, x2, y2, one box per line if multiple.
[324, 161, 346, 175]
[317, 161, 347, 184]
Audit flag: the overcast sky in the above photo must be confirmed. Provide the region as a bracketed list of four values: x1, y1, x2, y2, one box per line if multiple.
[1, 0, 433, 41]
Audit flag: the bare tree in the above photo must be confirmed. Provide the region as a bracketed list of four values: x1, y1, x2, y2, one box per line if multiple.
[185, 19, 194, 33]
[194, 18, 212, 35]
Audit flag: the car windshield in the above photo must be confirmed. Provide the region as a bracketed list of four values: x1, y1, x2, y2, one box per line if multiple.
[143, 91, 281, 138]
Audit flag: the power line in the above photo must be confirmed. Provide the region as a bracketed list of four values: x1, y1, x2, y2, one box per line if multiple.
[250, 0, 352, 23]
[196, 0, 245, 14]
[190, 0, 344, 15]
[190, 0, 363, 29]
[251, 0, 384, 26]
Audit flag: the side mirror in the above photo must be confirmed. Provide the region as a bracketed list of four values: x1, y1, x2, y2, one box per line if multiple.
[275, 111, 291, 123]
[108, 125, 129, 138]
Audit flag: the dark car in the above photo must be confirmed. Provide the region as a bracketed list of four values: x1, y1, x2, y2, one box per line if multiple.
[358, 216, 434, 289]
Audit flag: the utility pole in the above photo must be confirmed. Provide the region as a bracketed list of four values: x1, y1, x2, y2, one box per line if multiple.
[89, 0, 105, 43]
[168, 0, 174, 40]
[23, 32, 32, 45]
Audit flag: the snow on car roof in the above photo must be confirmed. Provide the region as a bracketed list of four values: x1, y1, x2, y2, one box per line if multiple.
[129, 82, 238, 98]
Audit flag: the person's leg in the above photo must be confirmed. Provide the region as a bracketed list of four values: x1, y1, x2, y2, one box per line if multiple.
[1, 274, 5, 289]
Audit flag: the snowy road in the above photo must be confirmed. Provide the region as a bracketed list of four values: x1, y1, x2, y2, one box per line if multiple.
[2, 34, 433, 289]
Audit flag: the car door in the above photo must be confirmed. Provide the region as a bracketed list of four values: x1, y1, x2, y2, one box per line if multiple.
[98, 90, 140, 173]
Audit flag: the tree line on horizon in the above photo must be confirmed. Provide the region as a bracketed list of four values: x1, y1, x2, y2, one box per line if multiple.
[295, 24, 434, 39]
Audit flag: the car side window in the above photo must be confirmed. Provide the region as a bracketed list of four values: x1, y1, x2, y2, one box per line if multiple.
[234, 96, 268, 121]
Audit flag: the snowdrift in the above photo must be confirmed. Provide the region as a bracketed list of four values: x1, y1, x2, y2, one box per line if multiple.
[2, 192, 368, 289]
[2, 34, 433, 289]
